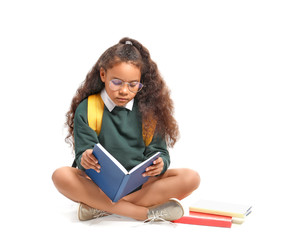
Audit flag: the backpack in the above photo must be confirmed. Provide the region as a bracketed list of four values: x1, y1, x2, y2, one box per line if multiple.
[72, 94, 155, 168]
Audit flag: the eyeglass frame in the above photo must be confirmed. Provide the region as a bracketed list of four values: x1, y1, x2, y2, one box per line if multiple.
[108, 78, 144, 93]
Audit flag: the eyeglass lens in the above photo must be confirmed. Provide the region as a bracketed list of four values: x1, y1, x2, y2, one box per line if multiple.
[109, 79, 143, 93]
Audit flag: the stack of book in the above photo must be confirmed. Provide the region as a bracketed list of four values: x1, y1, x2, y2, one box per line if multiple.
[172, 200, 252, 228]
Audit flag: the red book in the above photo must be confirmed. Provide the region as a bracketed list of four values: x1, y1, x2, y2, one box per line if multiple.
[172, 211, 232, 228]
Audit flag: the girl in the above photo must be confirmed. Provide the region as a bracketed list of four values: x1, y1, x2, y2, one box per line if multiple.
[52, 37, 200, 222]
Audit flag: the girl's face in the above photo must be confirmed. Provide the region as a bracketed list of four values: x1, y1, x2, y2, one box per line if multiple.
[100, 62, 142, 107]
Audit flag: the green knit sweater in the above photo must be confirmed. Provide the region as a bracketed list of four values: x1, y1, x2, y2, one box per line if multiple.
[73, 98, 170, 174]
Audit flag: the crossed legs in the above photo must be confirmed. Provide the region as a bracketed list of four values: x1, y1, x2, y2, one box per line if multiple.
[52, 167, 200, 220]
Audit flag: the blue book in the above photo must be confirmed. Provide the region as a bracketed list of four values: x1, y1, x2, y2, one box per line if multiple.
[85, 143, 161, 202]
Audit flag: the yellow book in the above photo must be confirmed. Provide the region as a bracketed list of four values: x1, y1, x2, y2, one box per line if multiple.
[189, 200, 252, 219]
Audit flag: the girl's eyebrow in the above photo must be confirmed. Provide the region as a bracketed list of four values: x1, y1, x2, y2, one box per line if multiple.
[112, 76, 140, 82]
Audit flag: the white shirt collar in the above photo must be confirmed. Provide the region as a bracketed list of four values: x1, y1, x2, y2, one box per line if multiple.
[100, 88, 134, 112]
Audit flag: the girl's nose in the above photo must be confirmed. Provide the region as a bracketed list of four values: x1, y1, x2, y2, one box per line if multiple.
[119, 82, 129, 94]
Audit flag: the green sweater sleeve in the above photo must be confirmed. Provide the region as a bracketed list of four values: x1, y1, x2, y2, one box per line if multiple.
[73, 99, 99, 170]
[144, 134, 170, 175]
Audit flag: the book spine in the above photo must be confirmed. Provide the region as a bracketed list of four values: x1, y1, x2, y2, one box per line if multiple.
[113, 175, 130, 202]
[173, 213, 232, 228]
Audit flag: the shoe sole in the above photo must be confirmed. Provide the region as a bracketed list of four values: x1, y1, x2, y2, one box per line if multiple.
[78, 203, 84, 221]
[169, 198, 184, 219]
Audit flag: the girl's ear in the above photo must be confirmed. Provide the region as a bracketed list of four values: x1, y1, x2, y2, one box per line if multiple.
[100, 67, 106, 83]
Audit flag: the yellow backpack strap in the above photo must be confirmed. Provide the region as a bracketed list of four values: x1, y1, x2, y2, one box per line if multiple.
[142, 119, 157, 146]
[87, 94, 104, 136]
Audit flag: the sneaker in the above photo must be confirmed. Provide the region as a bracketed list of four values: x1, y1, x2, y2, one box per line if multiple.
[78, 203, 110, 221]
[145, 198, 184, 222]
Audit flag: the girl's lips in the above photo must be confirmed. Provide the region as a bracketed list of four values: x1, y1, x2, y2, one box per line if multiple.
[116, 98, 129, 103]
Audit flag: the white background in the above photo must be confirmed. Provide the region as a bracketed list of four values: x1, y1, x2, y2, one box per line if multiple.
[1, 0, 284, 239]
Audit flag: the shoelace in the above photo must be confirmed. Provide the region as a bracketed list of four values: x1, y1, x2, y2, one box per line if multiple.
[143, 210, 169, 223]
[91, 208, 110, 219]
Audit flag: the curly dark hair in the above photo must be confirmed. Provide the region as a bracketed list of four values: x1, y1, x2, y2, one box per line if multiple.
[65, 37, 179, 148]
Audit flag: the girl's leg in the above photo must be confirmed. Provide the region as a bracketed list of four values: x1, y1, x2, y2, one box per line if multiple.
[52, 167, 148, 220]
[123, 168, 200, 207]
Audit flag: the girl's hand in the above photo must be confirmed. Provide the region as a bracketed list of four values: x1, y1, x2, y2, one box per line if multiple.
[143, 157, 164, 177]
[81, 149, 101, 173]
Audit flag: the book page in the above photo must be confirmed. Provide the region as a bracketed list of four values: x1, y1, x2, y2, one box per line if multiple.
[129, 152, 161, 174]
[97, 143, 128, 174]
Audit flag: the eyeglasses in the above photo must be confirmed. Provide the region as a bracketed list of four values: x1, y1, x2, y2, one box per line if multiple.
[109, 79, 144, 93]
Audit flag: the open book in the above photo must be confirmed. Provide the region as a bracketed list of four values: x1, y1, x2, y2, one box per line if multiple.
[85, 143, 161, 202]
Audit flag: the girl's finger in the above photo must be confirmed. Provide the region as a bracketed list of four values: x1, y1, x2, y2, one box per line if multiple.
[153, 157, 163, 165]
